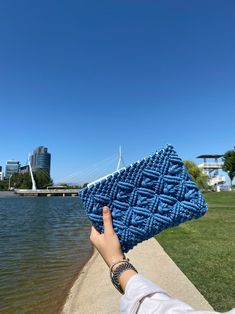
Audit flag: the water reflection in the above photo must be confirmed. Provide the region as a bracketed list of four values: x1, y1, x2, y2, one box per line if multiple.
[0, 196, 92, 314]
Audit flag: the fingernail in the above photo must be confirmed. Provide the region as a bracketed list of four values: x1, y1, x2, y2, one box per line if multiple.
[103, 206, 109, 214]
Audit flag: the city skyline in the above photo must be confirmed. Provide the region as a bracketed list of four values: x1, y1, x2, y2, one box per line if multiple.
[0, 145, 230, 185]
[1, 145, 51, 180]
[0, 1, 235, 182]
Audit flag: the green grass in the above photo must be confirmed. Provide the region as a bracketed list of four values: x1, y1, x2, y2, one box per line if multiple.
[156, 192, 235, 312]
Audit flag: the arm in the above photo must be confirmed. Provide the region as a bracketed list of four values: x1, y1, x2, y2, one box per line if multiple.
[121, 275, 235, 314]
[90, 207, 235, 314]
[90, 206, 137, 292]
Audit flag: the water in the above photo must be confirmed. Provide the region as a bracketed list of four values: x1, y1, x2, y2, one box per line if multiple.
[0, 194, 92, 314]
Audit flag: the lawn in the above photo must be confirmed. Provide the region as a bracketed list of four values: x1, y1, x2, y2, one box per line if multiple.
[156, 192, 235, 312]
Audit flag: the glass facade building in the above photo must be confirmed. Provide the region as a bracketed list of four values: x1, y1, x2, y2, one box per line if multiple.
[0, 166, 3, 180]
[5, 161, 20, 178]
[31, 146, 51, 176]
[19, 165, 29, 174]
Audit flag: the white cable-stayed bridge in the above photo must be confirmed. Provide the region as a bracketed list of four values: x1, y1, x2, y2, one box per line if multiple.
[56, 147, 125, 185]
[15, 147, 125, 196]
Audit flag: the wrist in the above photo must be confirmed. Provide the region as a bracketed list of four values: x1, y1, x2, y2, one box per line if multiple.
[107, 253, 126, 267]
[119, 269, 137, 290]
[111, 260, 126, 271]
[110, 260, 138, 294]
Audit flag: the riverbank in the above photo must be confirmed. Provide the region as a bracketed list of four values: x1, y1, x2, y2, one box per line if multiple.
[62, 238, 213, 314]
[57, 247, 94, 314]
[0, 191, 17, 197]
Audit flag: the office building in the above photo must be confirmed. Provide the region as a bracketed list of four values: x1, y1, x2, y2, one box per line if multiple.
[19, 165, 29, 174]
[31, 146, 51, 176]
[5, 161, 20, 178]
[0, 166, 3, 180]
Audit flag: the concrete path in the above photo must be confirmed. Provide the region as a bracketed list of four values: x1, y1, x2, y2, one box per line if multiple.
[62, 238, 213, 314]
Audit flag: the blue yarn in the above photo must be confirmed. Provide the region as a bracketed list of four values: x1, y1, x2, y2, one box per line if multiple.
[79, 145, 208, 253]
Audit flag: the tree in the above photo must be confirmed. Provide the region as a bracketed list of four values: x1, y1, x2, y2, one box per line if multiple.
[184, 160, 209, 190]
[222, 150, 235, 189]
[10, 173, 32, 189]
[34, 170, 53, 189]
[0, 179, 9, 191]
[0, 171, 53, 190]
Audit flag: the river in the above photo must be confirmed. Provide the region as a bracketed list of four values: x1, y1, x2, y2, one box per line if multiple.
[0, 193, 92, 314]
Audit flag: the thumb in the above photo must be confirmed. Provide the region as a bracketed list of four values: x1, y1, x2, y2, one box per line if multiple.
[103, 206, 114, 235]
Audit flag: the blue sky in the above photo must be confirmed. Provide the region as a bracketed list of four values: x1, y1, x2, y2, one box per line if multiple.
[0, 0, 235, 183]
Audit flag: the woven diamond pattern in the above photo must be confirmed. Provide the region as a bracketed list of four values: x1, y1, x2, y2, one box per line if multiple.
[79, 145, 208, 253]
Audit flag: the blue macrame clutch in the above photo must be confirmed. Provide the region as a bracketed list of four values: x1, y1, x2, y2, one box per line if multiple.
[79, 145, 208, 253]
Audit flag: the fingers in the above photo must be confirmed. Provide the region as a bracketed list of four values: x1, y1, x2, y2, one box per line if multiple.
[102, 206, 114, 236]
[91, 226, 100, 236]
[90, 226, 100, 243]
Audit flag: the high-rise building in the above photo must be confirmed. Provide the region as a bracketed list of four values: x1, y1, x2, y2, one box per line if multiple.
[0, 166, 3, 180]
[5, 161, 20, 178]
[19, 165, 29, 174]
[31, 146, 51, 176]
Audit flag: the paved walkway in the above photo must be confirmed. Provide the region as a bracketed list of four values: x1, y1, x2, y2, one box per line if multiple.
[62, 238, 213, 314]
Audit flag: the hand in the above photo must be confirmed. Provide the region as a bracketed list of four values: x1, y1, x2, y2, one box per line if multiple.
[90, 206, 124, 267]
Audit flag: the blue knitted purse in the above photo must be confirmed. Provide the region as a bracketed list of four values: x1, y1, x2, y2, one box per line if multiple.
[79, 145, 208, 253]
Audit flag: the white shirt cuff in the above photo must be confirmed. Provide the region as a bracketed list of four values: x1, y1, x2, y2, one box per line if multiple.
[120, 274, 171, 314]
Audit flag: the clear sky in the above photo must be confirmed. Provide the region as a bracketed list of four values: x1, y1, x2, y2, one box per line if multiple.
[0, 0, 235, 183]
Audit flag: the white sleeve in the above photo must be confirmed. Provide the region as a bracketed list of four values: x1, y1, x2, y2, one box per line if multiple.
[120, 274, 235, 314]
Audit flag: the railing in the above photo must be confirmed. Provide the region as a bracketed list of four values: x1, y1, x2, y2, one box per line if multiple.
[15, 189, 80, 196]
[198, 163, 224, 169]
[208, 176, 226, 186]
